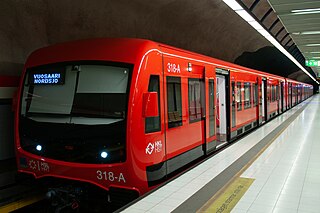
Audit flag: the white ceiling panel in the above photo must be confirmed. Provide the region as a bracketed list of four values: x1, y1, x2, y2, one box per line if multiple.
[268, 0, 320, 78]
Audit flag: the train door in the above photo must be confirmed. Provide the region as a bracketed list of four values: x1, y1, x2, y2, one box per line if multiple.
[164, 61, 206, 174]
[298, 86, 300, 103]
[288, 83, 292, 108]
[142, 52, 166, 186]
[280, 82, 284, 113]
[231, 81, 236, 133]
[215, 68, 230, 148]
[186, 64, 206, 158]
[293, 85, 297, 106]
[299, 85, 303, 102]
[206, 78, 216, 153]
[261, 78, 267, 123]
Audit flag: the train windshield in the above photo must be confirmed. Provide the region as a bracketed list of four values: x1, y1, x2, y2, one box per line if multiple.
[19, 63, 132, 164]
[21, 64, 129, 121]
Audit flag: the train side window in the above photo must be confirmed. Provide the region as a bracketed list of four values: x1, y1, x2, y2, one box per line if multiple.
[253, 83, 258, 106]
[209, 80, 215, 136]
[145, 75, 161, 133]
[244, 82, 251, 109]
[167, 76, 182, 128]
[267, 85, 270, 102]
[231, 81, 236, 128]
[188, 78, 202, 122]
[289, 84, 291, 95]
[236, 82, 242, 111]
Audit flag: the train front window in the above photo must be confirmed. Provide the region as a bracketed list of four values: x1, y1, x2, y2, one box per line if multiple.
[21, 65, 129, 121]
[19, 63, 131, 164]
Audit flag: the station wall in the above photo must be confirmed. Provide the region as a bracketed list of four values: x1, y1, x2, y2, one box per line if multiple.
[0, 76, 19, 160]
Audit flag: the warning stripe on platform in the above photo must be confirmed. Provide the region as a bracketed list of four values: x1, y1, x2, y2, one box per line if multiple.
[0, 194, 45, 212]
[198, 177, 254, 213]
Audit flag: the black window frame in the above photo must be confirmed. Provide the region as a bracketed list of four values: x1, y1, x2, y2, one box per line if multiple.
[209, 79, 215, 136]
[167, 76, 183, 128]
[231, 81, 236, 128]
[237, 82, 242, 111]
[145, 75, 161, 133]
[253, 83, 258, 107]
[244, 82, 251, 109]
[188, 78, 203, 123]
[272, 85, 276, 102]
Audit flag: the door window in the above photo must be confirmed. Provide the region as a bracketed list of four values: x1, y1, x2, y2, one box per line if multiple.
[209, 80, 215, 136]
[167, 76, 182, 128]
[145, 75, 161, 133]
[188, 78, 203, 122]
[236, 82, 242, 111]
[244, 83, 251, 109]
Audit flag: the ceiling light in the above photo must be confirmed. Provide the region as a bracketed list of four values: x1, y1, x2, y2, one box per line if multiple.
[292, 31, 320, 35]
[248, 20, 264, 30]
[292, 8, 320, 13]
[304, 51, 320, 54]
[222, 0, 242, 11]
[291, 8, 320, 15]
[222, 0, 320, 84]
[306, 44, 320, 47]
[236, 10, 255, 22]
[257, 29, 271, 38]
[302, 31, 320, 35]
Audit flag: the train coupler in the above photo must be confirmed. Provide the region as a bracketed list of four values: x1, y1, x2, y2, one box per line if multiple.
[46, 186, 82, 212]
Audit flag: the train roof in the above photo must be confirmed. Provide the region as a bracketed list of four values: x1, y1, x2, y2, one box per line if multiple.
[158, 42, 286, 80]
[25, 38, 311, 86]
[25, 38, 158, 68]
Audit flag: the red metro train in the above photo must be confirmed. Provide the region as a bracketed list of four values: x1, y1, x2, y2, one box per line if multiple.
[15, 38, 313, 205]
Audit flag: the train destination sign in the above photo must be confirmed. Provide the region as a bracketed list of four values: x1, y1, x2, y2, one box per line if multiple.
[29, 69, 65, 85]
[305, 60, 320, 67]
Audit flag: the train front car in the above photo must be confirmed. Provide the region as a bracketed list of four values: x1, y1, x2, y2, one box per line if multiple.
[15, 38, 159, 208]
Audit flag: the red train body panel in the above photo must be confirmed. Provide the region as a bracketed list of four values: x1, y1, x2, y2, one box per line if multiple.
[15, 38, 313, 203]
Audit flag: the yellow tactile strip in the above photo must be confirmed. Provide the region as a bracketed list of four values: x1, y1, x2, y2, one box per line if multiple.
[198, 177, 255, 213]
[0, 194, 44, 212]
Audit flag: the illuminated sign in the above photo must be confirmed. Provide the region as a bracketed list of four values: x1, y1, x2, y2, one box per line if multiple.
[305, 60, 320, 67]
[29, 68, 65, 85]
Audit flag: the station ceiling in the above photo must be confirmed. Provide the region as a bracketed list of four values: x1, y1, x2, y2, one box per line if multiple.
[0, 0, 318, 85]
[268, 0, 320, 82]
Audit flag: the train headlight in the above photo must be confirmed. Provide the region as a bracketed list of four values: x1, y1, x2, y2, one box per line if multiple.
[36, 145, 42, 151]
[100, 151, 108, 159]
